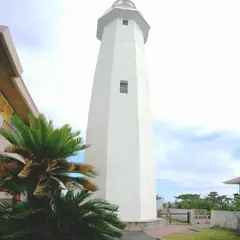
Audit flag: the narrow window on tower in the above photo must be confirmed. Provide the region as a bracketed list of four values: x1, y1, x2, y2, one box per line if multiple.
[122, 19, 128, 25]
[120, 81, 128, 94]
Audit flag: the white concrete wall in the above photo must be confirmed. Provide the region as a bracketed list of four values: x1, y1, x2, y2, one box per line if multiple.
[135, 22, 156, 221]
[211, 210, 240, 230]
[157, 200, 164, 210]
[0, 192, 11, 199]
[0, 192, 27, 201]
[170, 208, 191, 222]
[0, 135, 10, 152]
[85, 11, 155, 221]
[84, 19, 117, 201]
[107, 18, 142, 221]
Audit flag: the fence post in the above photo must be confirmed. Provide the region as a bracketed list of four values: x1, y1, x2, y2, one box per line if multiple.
[187, 211, 190, 223]
[190, 210, 195, 224]
[210, 210, 214, 228]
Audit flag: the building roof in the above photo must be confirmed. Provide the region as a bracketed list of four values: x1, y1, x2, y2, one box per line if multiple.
[0, 26, 23, 77]
[223, 177, 240, 185]
[0, 26, 38, 123]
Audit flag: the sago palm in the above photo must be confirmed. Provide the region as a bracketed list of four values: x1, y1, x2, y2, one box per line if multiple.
[0, 191, 125, 240]
[0, 114, 97, 200]
[52, 190, 125, 240]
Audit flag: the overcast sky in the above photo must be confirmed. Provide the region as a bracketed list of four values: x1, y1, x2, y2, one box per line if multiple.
[1, 0, 240, 201]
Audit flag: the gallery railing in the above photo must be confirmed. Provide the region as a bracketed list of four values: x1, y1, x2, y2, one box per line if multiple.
[2, 120, 17, 135]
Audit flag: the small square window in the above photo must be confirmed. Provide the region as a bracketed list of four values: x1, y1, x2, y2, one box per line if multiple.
[123, 20, 128, 25]
[120, 81, 128, 94]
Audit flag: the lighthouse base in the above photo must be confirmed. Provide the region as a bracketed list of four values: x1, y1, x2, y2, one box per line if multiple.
[124, 218, 165, 231]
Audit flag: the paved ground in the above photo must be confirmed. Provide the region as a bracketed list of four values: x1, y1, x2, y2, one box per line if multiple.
[122, 221, 211, 239]
[121, 231, 155, 240]
[147, 224, 191, 238]
[192, 219, 211, 228]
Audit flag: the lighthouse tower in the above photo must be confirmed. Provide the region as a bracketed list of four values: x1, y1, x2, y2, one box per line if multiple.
[85, 0, 156, 221]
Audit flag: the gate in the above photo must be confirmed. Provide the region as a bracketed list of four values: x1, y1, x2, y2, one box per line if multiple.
[158, 209, 211, 225]
[158, 210, 191, 224]
[192, 210, 211, 225]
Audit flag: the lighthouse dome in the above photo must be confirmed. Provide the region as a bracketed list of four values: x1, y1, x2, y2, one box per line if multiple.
[112, 0, 136, 9]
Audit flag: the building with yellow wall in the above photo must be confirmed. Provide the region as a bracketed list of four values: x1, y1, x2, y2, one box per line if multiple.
[0, 25, 38, 198]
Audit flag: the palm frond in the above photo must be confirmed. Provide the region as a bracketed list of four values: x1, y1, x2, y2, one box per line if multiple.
[85, 198, 119, 211]
[11, 208, 43, 220]
[33, 182, 48, 197]
[0, 128, 18, 146]
[10, 115, 35, 150]
[1, 228, 32, 240]
[0, 153, 25, 164]
[0, 162, 23, 176]
[17, 160, 32, 179]
[0, 198, 12, 216]
[50, 176, 68, 190]
[54, 190, 125, 239]
[5, 145, 33, 160]
[68, 163, 97, 177]
[52, 174, 98, 192]
[48, 119, 54, 131]
[28, 114, 38, 129]
[74, 189, 93, 203]
[0, 113, 125, 239]
[0, 178, 27, 195]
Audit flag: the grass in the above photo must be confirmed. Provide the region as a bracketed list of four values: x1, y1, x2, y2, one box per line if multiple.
[163, 228, 240, 240]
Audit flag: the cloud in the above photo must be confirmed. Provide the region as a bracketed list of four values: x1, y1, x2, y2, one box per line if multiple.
[0, 0, 95, 129]
[0, 0, 59, 49]
[155, 122, 240, 200]
[2, 0, 240, 201]
[71, 121, 240, 201]
[3, 0, 240, 131]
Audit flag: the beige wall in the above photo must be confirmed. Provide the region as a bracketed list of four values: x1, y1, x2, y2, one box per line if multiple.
[0, 26, 38, 201]
[0, 26, 38, 123]
[211, 210, 240, 230]
[0, 115, 11, 152]
[0, 116, 11, 198]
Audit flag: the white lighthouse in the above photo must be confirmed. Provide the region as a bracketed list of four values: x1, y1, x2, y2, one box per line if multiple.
[85, 0, 156, 222]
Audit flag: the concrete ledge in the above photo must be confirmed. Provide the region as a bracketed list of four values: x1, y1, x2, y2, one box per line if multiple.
[122, 231, 157, 239]
[188, 227, 202, 232]
[124, 218, 165, 231]
[0, 26, 23, 76]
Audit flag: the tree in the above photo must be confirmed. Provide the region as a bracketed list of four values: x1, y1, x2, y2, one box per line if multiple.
[166, 201, 173, 209]
[231, 193, 240, 211]
[0, 190, 125, 240]
[0, 114, 97, 202]
[175, 194, 201, 201]
[54, 190, 125, 240]
[217, 195, 232, 210]
[156, 195, 163, 200]
[174, 194, 201, 209]
[0, 114, 125, 239]
[204, 192, 232, 210]
[167, 192, 233, 211]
